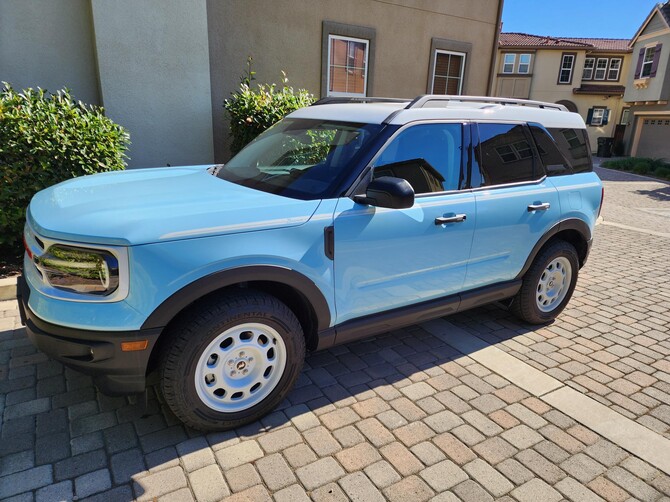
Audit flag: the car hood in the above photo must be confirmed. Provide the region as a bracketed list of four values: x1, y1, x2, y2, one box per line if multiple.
[27, 165, 322, 246]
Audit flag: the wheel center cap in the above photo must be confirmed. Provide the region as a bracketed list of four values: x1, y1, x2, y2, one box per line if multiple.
[236, 361, 246, 371]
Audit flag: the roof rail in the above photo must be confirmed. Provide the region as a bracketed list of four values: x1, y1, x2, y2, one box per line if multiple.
[406, 95, 568, 112]
[312, 97, 410, 106]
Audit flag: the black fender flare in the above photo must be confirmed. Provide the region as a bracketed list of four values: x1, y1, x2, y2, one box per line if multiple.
[515, 218, 592, 280]
[141, 266, 332, 331]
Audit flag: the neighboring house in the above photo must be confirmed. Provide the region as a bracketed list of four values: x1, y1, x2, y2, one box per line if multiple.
[493, 33, 632, 153]
[0, 0, 503, 167]
[622, 2, 670, 160]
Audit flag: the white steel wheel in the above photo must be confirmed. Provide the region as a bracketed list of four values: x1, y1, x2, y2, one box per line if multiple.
[195, 322, 287, 413]
[535, 256, 572, 313]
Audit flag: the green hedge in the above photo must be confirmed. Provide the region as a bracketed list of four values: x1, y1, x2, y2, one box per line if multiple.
[601, 157, 670, 180]
[224, 59, 314, 156]
[0, 84, 129, 259]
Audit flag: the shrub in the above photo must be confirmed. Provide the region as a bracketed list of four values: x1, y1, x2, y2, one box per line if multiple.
[224, 58, 314, 156]
[633, 162, 650, 174]
[0, 84, 129, 259]
[654, 167, 670, 179]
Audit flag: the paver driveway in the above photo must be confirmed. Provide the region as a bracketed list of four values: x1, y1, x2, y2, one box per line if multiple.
[1, 166, 669, 501]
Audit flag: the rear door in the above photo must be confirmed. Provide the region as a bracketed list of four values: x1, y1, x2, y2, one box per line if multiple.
[463, 122, 561, 290]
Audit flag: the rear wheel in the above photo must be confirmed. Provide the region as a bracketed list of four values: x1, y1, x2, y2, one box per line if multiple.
[511, 240, 579, 324]
[160, 290, 305, 431]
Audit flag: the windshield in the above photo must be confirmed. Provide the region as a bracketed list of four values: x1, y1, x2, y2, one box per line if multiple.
[216, 118, 383, 199]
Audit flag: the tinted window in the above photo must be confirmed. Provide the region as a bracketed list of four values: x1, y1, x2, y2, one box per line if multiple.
[547, 128, 592, 173]
[372, 123, 463, 194]
[529, 125, 571, 176]
[475, 123, 538, 186]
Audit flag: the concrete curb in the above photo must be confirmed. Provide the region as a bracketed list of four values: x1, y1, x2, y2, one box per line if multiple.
[0, 276, 18, 301]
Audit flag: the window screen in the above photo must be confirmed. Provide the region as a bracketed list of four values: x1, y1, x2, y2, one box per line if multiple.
[474, 123, 538, 186]
[372, 123, 463, 193]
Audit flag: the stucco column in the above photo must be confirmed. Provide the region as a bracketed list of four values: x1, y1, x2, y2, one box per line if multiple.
[91, 0, 214, 168]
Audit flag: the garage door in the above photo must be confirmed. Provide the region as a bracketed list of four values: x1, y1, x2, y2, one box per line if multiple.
[636, 117, 670, 160]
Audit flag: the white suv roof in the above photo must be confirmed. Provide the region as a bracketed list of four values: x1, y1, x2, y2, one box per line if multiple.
[288, 95, 586, 130]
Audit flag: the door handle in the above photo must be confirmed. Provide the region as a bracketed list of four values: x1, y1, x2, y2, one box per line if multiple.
[527, 202, 551, 212]
[435, 214, 467, 225]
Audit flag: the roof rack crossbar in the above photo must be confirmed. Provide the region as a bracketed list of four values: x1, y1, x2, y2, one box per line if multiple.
[312, 97, 411, 106]
[406, 95, 568, 112]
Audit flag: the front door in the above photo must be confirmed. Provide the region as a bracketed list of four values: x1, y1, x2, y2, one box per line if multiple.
[332, 122, 476, 324]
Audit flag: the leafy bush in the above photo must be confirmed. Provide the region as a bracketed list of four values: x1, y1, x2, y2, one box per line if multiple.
[224, 58, 314, 156]
[0, 84, 129, 259]
[601, 157, 670, 180]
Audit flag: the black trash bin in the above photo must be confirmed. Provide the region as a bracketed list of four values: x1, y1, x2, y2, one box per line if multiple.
[596, 137, 614, 158]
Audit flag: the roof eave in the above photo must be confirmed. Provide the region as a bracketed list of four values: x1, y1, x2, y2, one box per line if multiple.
[629, 5, 670, 47]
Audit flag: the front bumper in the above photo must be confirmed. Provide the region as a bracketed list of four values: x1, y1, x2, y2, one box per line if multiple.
[18, 275, 162, 395]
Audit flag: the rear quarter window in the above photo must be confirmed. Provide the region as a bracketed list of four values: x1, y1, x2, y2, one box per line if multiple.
[546, 127, 592, 174]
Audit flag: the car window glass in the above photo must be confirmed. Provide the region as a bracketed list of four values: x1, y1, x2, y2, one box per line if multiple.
[547, 128, 592, 173]
[371, 123, 462, 193]
[529, 125, 571, 176]
[475, 123, 538, 186]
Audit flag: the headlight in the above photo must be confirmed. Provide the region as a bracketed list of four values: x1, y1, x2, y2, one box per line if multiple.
[35, 244, 120, 296]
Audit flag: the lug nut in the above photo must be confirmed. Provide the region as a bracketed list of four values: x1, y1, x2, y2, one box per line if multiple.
[248, 357, 254, 362]
[239, 351, 245, 357]
[243, 369, 249, 375]
[231, 371, 237, 376]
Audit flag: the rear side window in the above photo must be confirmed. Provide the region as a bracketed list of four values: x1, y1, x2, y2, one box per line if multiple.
[372, 123, 463, 193]
[473, 123, 539, 187]
[529, 125, 571, 176]
[546, 128, 592, 173]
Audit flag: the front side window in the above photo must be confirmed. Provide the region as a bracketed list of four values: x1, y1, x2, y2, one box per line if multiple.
[594, 58, 608, 80]
[559, 53, 575, 84]
[372, 123, 463, 193]
[641, 47, 655, 78]
[328, 35, 369, 96]
[607, 58, 622, 80]
[475, 123, 538, 186]
[217, 118, 382, 199]
[582, 57, 595, 80]
[503, 54, 516, 73]
[518, 54, 532, 73]
[432, 50, 465, 95]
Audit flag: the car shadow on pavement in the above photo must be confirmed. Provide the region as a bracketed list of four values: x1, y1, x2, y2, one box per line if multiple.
[0, 299, 544, 500]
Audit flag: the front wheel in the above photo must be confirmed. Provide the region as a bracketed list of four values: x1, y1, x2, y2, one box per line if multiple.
[159, 291, 305, 431]
[511, 240, 579, 324]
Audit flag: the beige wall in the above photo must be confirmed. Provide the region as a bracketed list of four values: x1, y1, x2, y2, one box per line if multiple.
[91, 0, 214, 168]
[207, 0, 500, 161]
[0, 0, 100, 105]
[494, 49, 632, 151]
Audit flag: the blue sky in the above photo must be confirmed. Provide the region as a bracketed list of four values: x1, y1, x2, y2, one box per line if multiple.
[502, 0, 660, 39]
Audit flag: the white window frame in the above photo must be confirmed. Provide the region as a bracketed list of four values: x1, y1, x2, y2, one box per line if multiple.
[559, 54, 575, 83]
[620, 108, 630, 125]
[430, 49, 466, 95]
[594, 58, 608, 81]
[607, 58, 622, 81]
[326, 34, 369, 97]
[582, 57, 595, 80]
[641, 46, 656, 78]
[591, 108, 605, 126]
[518, 54, 531, 74]
[502, 53, 516, 73]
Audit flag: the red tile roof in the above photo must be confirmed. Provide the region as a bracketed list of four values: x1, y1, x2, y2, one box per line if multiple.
[500, 33, 631, 52]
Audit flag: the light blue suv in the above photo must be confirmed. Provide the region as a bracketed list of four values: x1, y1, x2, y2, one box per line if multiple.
[19, 95, 603, 430]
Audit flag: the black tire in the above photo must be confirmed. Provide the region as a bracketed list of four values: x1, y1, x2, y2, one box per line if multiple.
[510, 240, 579, 324]
[159, 290, 305, 431]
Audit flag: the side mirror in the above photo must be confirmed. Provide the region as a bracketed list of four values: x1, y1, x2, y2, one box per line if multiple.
[354, 176, 415, 209]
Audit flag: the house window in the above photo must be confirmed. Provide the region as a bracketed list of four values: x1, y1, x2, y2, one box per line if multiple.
[607, 58, 622, 81]
[588, 107, 609, 126]
[558, 53, 575, 84]
[432, 50, 465, 95]
[641, 46, 656, 78]
[594, 58, 608, 80]
[503, 54, 516, 73]
[327, 35, 369, 96]
[582, 58, 595, 80]
[620, 108, 630, 125]
[518, 54, 531, 73]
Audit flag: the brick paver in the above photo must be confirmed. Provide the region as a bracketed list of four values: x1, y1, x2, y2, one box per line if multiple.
[1, 166, 669, 500]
